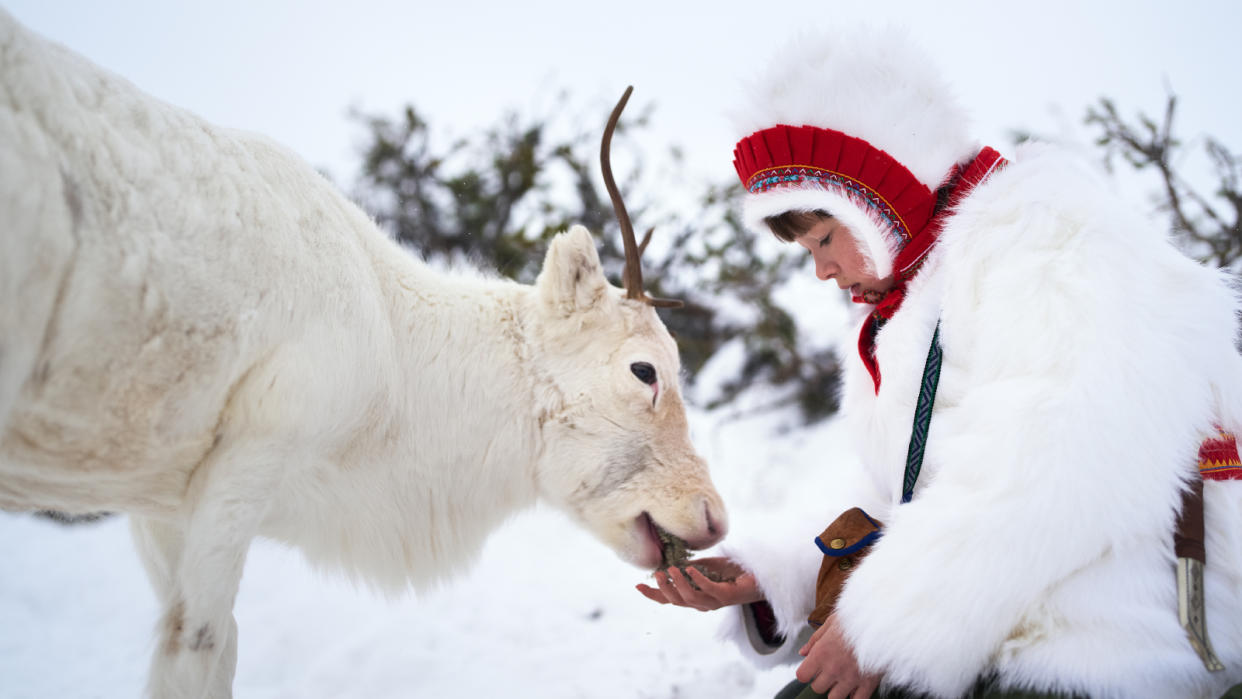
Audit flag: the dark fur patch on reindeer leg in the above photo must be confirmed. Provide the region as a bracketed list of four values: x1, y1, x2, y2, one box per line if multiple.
[189, 624, 215, 652]
[163, 601, 185, 655]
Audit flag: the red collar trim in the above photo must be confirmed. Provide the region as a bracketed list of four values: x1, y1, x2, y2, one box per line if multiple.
[857, 147, 1008, 393]
[893, 146, 1007, 283]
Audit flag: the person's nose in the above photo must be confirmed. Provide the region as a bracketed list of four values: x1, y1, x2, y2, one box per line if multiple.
[815, 256, 834, 281]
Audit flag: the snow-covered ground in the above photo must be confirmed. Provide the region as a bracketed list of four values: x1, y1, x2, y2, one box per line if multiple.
[0, 401, 856, 698]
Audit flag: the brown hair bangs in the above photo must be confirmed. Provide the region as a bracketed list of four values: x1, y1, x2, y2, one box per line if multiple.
[762, 209, 834, 243]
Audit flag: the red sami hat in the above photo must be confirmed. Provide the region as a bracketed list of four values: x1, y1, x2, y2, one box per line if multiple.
[732, 29, 978, 280]
[734, 125, 936, 280]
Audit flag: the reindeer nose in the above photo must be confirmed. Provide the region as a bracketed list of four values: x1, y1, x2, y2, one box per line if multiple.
[688, 498, 728, 550]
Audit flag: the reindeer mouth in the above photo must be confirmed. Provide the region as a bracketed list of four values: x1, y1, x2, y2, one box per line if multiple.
[638, 511, 691, 570]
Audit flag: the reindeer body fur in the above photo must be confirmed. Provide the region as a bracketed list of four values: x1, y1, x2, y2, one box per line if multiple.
[0, 10, 725, 697]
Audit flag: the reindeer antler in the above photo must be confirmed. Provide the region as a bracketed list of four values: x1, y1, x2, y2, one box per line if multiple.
[600, 86, 683, 309]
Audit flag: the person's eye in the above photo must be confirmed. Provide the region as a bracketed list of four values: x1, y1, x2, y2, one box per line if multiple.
[818, 234, 832, 247]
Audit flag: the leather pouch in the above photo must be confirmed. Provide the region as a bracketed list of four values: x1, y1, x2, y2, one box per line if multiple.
[808, 507, 883, 627]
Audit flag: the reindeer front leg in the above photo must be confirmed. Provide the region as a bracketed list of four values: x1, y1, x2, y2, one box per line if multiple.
[143, 435, 284, 699]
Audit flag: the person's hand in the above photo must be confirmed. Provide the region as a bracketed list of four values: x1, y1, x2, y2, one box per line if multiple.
[635, 557, 762, 611]
[795, 613, 881, 698]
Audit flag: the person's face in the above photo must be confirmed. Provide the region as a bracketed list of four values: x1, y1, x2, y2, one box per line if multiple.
[794, 217, 896, 301]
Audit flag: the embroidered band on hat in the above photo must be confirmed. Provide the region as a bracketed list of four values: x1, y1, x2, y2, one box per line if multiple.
[733, 124, 938, 251]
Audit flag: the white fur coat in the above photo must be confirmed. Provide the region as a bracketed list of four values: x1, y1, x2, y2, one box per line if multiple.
[721, 144, 1242, 698]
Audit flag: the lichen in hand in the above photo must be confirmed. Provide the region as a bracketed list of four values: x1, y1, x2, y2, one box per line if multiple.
[654, 530, 733, 586]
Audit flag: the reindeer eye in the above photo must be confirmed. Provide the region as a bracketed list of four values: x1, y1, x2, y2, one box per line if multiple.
[630, 362, 657, 385]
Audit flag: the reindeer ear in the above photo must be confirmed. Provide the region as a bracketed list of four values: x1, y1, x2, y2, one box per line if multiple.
[537, 225, 611, 315]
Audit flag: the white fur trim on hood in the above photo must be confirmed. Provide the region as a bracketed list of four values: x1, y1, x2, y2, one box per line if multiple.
[741, 182, 899, 280]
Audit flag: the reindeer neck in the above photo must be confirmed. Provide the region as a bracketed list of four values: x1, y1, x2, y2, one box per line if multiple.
[270, 235, 555, 592]
[381, 251, 546, 474]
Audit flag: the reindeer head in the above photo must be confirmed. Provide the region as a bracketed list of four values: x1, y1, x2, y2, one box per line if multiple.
[528, 88, 727, 569]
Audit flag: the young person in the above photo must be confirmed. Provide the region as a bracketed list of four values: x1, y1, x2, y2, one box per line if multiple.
[638, 30, 1242, 699]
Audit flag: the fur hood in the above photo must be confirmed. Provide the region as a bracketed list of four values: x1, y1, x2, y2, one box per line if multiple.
[732, 28, 976, 190]
[732, 28, 979, 280]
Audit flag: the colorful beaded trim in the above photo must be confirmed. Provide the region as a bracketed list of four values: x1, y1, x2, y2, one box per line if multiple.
[745, 165, 913, 243]
[1199, 430, 1242, 481]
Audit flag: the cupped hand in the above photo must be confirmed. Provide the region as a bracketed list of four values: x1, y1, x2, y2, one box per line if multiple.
[634, 557, 762, 611]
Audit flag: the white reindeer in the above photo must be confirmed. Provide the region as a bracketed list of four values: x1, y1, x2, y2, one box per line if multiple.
[0, 11, 727, 698]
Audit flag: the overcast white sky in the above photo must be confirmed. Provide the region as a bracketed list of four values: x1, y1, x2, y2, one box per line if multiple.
[6, 0, 1241, 203]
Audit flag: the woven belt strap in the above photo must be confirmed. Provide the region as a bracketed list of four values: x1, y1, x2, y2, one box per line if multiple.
[901, 322, 942, 503]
